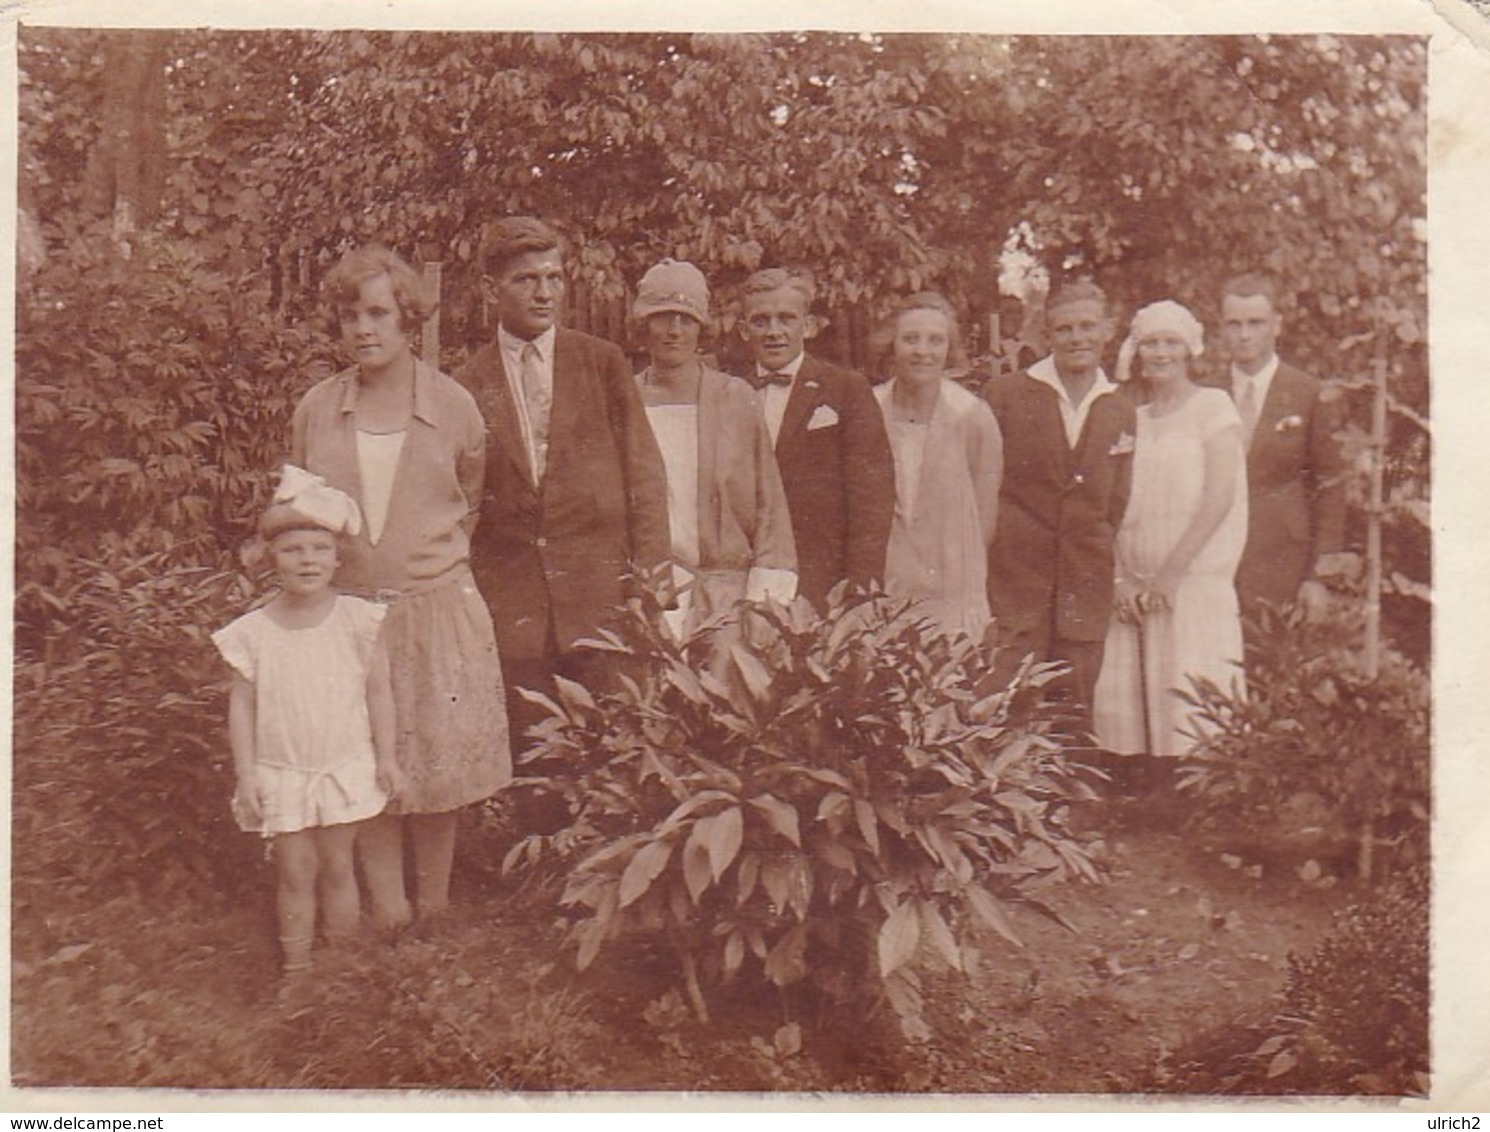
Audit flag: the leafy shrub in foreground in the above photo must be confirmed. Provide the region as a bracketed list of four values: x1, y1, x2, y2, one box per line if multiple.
[1175, 602, 1428, 875]
[506, 590, 1102, 1040]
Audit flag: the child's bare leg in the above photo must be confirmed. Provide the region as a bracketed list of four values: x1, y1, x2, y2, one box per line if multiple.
[315, 822, 362, 941]
[408, 809, 459, 918]
[356, 813, 412, 930]
[275, 831, 318, 973]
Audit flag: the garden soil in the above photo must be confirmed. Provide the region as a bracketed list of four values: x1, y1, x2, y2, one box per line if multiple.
[10, 792, 1350, 1096]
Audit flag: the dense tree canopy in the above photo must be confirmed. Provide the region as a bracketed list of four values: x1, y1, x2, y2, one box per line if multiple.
[20, 29, 1425, 360]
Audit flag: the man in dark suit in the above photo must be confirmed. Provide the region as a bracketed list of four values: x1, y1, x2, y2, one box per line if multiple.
[454, 217, 671, 734]
[982, 280, 1136, 731]
[736, 267, 894, 611]
[1217, 272, 1347, 636]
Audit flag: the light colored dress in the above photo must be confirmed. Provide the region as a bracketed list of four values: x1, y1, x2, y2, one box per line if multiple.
[1093, 386, 1248, 756]
[875, 378, 1003, 640]
[212, 596, 389, 835]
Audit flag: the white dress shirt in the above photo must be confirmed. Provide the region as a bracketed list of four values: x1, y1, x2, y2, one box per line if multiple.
[756, 352, 807, 446]
[1025, 355, 1119, 449]
[498, 324, 557, 481]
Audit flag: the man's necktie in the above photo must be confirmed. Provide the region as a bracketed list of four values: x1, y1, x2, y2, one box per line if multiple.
[752, 370, 793, 390]
[1237, 376, 1261, 444]
[520, 342, 550, 479]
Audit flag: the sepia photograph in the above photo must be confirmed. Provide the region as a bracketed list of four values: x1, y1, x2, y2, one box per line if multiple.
[5, 0, 1487, 1114]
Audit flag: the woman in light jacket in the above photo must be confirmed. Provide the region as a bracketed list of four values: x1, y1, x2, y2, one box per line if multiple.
[631, 258, 797, 637]
[874, 291, 1004, 640]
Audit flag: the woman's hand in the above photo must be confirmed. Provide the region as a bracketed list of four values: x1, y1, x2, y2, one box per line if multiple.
[1138, 569, 1181, 615]
[1113, 577, 1146, 624]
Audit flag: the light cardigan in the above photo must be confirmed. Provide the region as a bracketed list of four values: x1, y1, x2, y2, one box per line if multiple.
[290, 360, 486, 594]
[637, 366, 797, 623]
[876, 377, 1004, 639]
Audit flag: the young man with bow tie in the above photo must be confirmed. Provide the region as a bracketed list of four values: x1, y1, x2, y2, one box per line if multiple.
[735, 267, 894, 612]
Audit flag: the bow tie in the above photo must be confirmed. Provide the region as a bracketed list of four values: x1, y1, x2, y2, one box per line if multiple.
[752, 370, 793, 389]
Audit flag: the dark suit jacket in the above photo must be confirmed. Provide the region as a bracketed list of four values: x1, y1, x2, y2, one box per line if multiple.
[454, 328, 671, 663]
[771, 354, 894, 610]
[1215, 361, 1347, 611]
[982, 368, 1136, 643]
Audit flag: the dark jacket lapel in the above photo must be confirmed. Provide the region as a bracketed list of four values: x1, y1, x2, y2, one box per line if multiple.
[543, 330, 583, 494]
[776, 354, 824, 458]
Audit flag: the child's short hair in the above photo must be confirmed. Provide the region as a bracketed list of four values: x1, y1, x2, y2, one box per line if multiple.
[322, 244, 436, 335]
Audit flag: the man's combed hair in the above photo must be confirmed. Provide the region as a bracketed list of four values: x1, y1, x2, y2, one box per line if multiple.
[1044, 277, 1109, 317]
[1220, 271, 1283, 310]
[479, 216, 563, 278]
[740, 266, 818, 308]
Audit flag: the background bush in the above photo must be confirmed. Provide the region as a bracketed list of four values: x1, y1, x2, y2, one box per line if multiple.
[1174, 600, 1429, 877]
[13, 221, 335, 910]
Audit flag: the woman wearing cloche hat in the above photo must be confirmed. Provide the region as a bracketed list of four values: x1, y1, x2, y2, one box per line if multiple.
[631, 258, 798, 637]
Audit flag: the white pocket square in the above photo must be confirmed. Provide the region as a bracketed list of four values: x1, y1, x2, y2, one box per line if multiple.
[807, 405, 840, 430]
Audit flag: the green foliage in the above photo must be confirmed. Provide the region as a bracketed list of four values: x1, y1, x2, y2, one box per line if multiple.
[506, 590, 1101, 1041]
[15, 222, 332, 591]
[12, 555, 262, 912]
[1174, 602, 1429, 869]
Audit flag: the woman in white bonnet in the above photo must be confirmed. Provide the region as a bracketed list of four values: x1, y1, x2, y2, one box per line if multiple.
[1093, 299, 1248, 762]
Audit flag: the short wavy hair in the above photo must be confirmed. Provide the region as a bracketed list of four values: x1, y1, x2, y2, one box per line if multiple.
[322, 244, 435, 335]
[873, 290, 969, 372]
[1220, 271, 1283, 312]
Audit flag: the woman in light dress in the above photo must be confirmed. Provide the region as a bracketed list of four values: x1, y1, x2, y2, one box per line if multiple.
[630, 258, 797, 637]
[874, 291, 1003, 640]
[1093, 300, 1248, 758]
[291, 244, 511, 927]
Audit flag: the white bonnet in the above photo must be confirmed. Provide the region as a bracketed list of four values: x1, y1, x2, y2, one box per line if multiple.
[1116, 299, 1205, 382]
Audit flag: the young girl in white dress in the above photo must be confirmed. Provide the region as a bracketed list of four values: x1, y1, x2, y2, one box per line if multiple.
[212, 467, 404, 975]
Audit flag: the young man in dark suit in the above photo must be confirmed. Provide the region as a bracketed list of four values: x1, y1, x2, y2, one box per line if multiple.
[735, 267, 894, 612]
[982, 280, 1136, 732]
[1217, 272, 1348, 638]
[454, 217, 671, 735]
